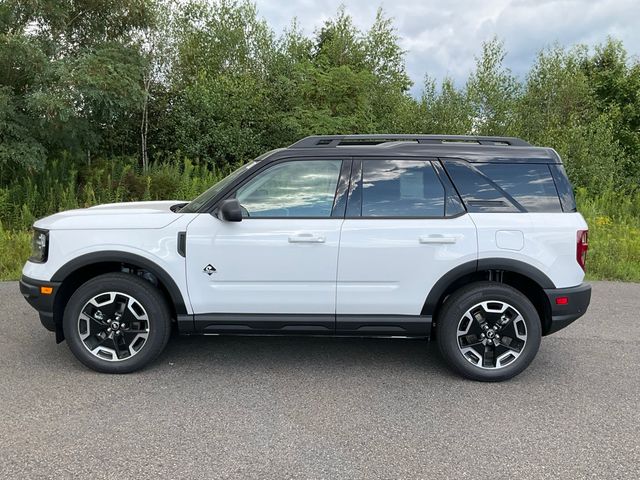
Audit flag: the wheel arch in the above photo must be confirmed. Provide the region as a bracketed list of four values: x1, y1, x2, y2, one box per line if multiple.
[423, 258, 555, 335]
[51, 251, 188, 339]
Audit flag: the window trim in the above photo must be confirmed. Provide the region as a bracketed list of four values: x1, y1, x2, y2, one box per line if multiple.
[215, 157, 348, 220]
[344, 157, 465, 220]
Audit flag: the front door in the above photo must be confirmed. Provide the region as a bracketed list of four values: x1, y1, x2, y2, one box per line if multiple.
[185, 158, 346, 333]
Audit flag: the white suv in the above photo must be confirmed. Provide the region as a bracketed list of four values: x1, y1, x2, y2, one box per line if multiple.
[20, 135, 591, 381]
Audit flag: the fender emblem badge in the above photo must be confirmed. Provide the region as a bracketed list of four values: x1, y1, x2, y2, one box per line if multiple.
[203, 264, 217, 275]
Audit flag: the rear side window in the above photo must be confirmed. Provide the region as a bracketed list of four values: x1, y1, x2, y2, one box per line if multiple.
[360, 160, 445, 217]
[475, 164, 562, 213]
[444, 161, 520, 213]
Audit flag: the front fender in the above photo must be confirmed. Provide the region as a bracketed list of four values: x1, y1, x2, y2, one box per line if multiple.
[50, 250, 189, 315]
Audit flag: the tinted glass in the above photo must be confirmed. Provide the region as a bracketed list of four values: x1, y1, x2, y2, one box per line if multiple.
[235, 160, 341, 217]
[444, 161, 520, 213]
[549, 164, 577, 212]
[476, 164, 562, 212]
[361, 160, 445, 217]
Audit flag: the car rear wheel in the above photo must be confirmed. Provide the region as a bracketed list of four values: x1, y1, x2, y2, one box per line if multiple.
[63, 272, 171, 373]
[436, 281, 542, 382]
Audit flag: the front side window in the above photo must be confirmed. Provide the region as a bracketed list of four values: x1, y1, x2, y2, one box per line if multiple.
[360, 160, 445, 217]
[235, 160, 342, 218]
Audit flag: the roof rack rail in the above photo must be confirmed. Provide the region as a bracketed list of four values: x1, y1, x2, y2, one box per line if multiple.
[289, 134, 531, 148]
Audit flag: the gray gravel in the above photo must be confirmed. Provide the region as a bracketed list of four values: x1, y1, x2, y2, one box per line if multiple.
[1, 280, 639, 479]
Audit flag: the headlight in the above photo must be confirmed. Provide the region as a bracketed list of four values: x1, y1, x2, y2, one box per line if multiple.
[30, 228, 49, 263]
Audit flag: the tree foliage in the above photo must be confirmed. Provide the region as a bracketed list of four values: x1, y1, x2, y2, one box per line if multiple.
[0, 0, 639, 196]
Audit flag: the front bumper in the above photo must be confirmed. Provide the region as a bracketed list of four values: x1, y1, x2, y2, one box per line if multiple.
[19, 275, 61, 334]
[544, 282, 592, 335]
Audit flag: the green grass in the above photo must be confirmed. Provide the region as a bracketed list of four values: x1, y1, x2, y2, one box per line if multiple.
[0, 227, 31, 281]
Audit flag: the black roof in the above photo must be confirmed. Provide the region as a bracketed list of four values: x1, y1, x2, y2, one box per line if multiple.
[269, 135, 561, 164]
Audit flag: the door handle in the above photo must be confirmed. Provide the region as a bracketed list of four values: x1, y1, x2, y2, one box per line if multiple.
[419, 235, 458, 244]
[288, 233, 326, 243]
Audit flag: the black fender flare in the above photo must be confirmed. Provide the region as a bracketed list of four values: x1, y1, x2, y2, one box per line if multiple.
[51, 251, 188, 315]
[422, 258, 555, 316]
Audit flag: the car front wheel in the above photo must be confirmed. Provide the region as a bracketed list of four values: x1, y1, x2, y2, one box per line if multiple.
[436, 281, 542, 382]
[63, 272, 171, 373]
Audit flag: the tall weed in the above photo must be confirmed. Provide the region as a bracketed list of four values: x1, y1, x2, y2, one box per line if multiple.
[0, 156, 224, 230]
[577, 189, 640, 282]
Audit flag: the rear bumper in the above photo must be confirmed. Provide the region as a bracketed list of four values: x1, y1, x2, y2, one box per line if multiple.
[543, 283, 591, 335]
[19, 275, 61, 333]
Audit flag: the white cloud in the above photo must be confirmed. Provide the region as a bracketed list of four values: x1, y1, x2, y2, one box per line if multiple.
[253, 0, 640, 95]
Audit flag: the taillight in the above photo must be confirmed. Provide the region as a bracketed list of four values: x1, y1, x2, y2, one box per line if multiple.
[577, 230, 588, 271]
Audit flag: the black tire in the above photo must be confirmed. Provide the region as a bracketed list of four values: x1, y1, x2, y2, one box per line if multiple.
[436, 281, 542, 382]
[63, 272, 171, 373]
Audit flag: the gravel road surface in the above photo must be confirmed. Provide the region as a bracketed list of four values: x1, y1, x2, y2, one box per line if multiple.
[1, 280, 639, 479]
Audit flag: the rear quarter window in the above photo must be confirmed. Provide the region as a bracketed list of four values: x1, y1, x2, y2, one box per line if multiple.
[475, 163, 562, 213]
[444, 160, 563, 213]
[443, 161, 520, 213]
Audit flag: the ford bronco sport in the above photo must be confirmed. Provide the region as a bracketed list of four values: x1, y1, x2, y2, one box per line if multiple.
[20, 135, 591, 381]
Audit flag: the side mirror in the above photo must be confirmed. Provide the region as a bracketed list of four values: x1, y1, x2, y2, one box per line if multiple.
[217, 198, 243, 222]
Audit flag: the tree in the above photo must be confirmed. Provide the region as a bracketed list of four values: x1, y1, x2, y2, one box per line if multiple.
[466, 37, 520, 135]
[581, 38, 640, 183]
[515, 45, 592, 145]
[513, 43, 635, 193]
[165, 0, 276, 166]
[414, 76, 474, 134]
[0, 32, 49, 174]
[0, 0, 155, 172]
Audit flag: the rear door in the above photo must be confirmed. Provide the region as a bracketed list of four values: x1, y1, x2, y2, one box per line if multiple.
[336, 158, 477, 335]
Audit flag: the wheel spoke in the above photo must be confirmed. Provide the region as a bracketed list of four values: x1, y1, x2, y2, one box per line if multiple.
[85, 312, 108, 327]
[459, 334, 483, 348]
[483, 344, 495, 368]
[499, 337, 524, 353]
[83, 331, 109, 350]
[112, 334, 123, 359]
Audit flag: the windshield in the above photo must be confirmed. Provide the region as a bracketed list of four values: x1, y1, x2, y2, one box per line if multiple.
[180, 162, 256, 213]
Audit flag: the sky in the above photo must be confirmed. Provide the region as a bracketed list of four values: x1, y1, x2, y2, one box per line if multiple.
[253, 0, 640, 96]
